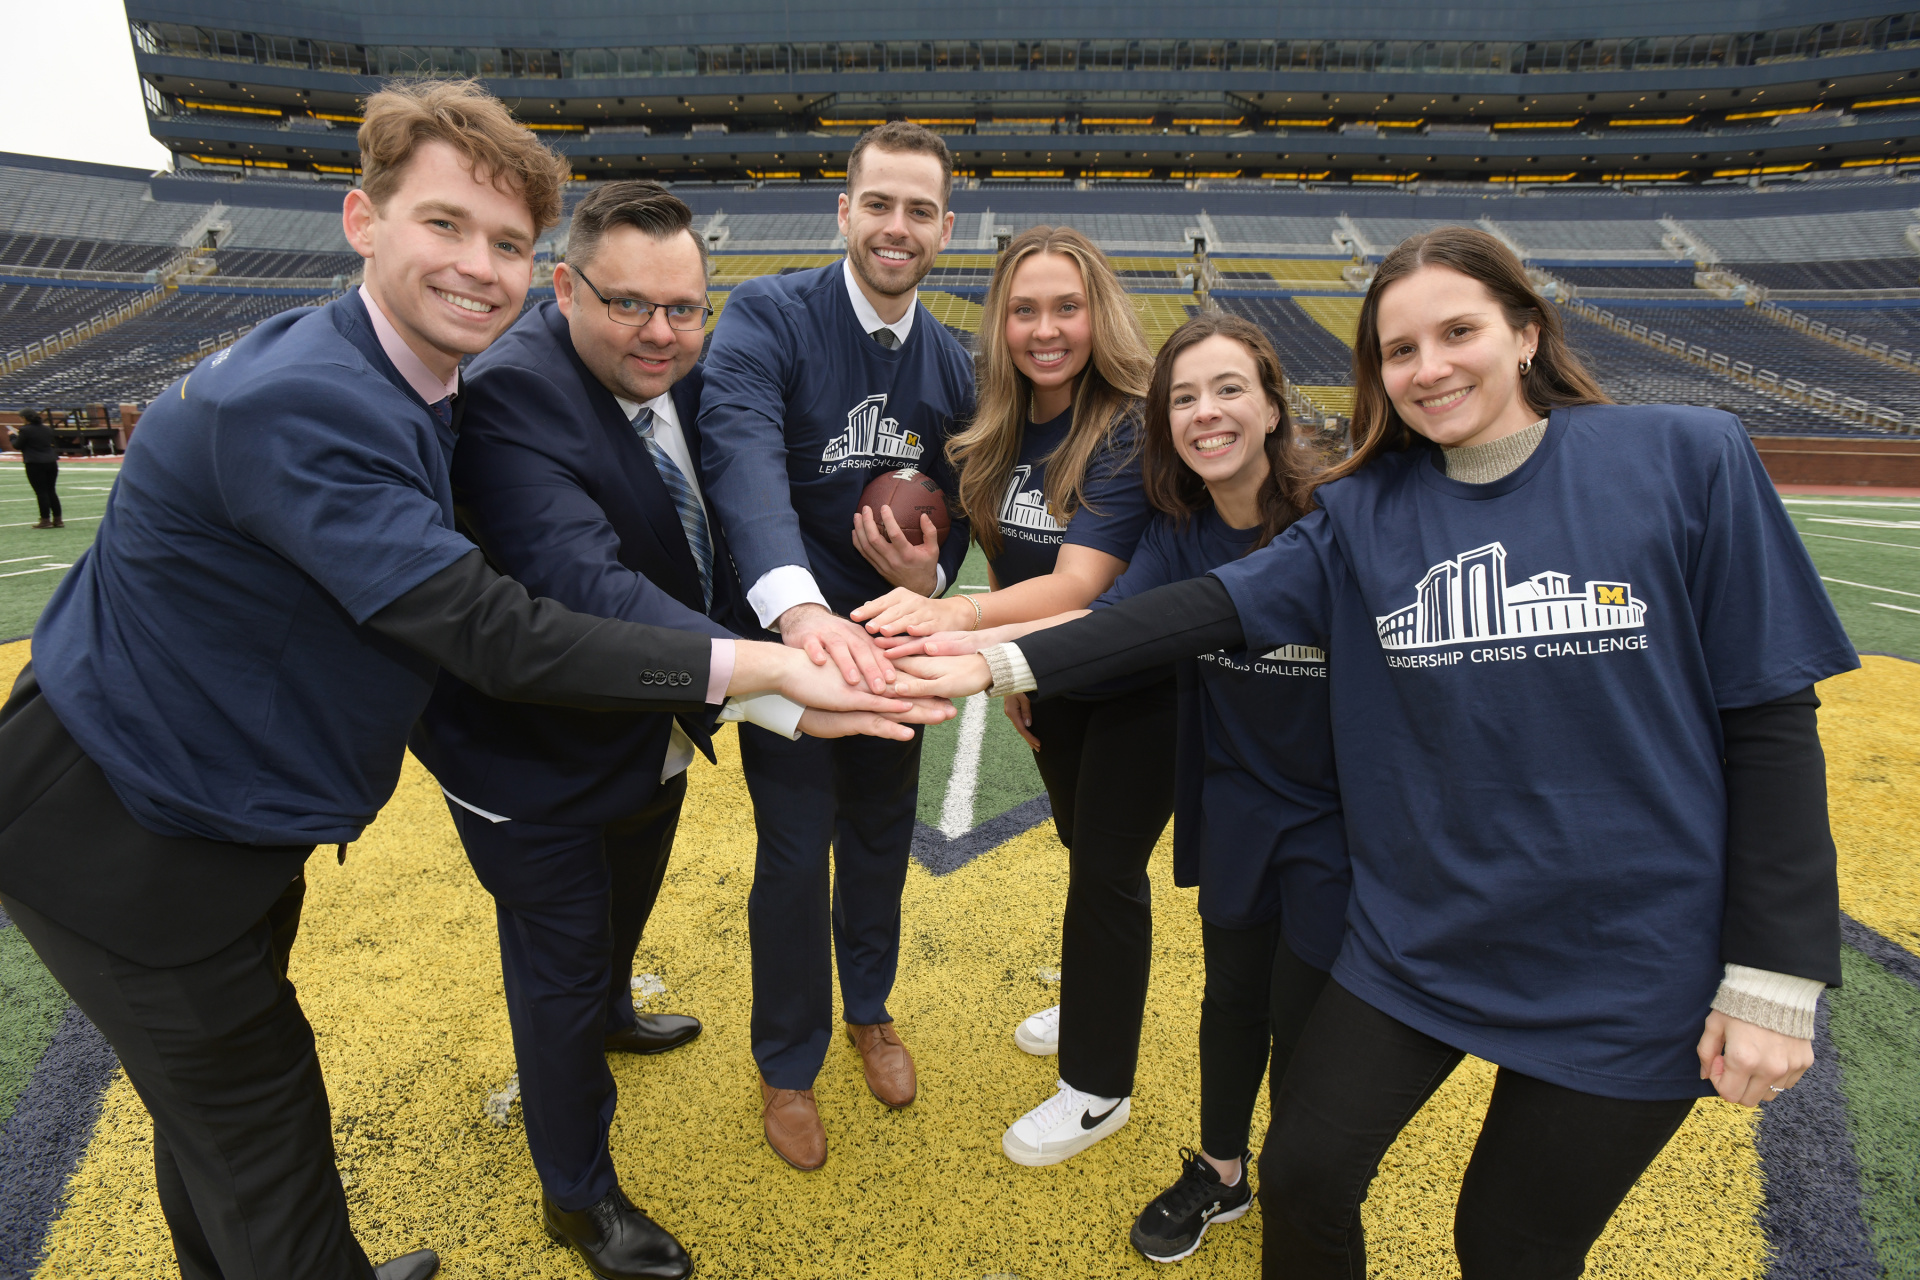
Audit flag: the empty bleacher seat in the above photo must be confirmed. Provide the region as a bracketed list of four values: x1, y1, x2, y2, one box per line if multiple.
[1689, 210, 1918, 262]
[0, 165, 208, 245]
[1552, 266, 1699, 290]
[1212, 297, 1355, 386]
[1730, 259, 1919, 291]
[1493, 220, 1672, 255]
[0, 233, 178, 275]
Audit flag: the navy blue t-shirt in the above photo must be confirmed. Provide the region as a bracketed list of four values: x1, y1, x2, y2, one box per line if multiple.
[1209, 406, 1857, 1099]
[1100, 509, 1347, 962]
[697, 264, 975, 618]
[32, 293, 472, 847]
[986, 410, 1155, 588]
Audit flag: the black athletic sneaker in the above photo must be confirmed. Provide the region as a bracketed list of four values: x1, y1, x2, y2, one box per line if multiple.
[1129, 1146, 1254, 1263]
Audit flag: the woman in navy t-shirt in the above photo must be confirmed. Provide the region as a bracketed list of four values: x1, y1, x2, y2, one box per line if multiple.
[894, 228, 1855, 1278]
[854, 225, 1166, 1166]
[1101, 315, 1349, 1264]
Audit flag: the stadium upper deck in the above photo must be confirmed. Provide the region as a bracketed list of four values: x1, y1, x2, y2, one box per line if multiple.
[125, 0, 1920, 186]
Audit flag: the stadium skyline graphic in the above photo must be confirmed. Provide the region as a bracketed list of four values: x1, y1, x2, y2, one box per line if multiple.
[1375, 541, 1648, 651]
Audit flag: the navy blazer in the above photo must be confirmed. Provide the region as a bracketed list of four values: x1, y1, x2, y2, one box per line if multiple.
[409, 300, 747, 826]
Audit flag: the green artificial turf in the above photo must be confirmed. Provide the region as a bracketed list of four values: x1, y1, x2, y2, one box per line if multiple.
[0, 463, 119, 641]
[0, 923, 70, 1128]
[1782, 498, 1920, 661]
[1826, 944, 1920, 1274]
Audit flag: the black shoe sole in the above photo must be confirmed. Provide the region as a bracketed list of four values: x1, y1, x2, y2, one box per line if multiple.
[543, 1219, 697, 1280]
[603, 1031, 701, 1056]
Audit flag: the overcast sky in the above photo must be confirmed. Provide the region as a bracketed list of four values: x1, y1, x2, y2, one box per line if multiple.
[0, 0, 172, 171]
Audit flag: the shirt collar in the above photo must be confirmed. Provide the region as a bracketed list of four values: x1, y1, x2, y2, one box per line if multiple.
[614, 390, 678, 430]
[841, 256, 915, 347]
[357, 284, 461, 406]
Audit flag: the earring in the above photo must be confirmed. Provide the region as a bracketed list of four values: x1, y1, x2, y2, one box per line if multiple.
[1519, 354, 1534, 375]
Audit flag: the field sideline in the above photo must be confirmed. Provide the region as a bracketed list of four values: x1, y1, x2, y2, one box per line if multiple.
[0, 470, 1914, 1278]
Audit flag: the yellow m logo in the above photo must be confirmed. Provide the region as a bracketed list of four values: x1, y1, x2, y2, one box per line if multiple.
[1594, 585, 1626, 606]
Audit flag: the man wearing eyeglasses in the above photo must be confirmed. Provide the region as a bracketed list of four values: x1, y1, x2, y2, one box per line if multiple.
[408, 181, 943, 1280]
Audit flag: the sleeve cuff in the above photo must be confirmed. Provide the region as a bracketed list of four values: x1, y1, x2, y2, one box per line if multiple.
[983, 642, 1037, 697]
[1711, 963, 1825, 1040]
[718, 692, 807, 740]
[933, 564, 948, 597]
[706, 638, 734, 705]
[748, 565, 829, 631]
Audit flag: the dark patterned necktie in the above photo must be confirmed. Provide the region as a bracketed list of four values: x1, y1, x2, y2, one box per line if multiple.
[632, 407, 714, 610]
[429, 396, 452, 425]
[871, 327, 899, 350]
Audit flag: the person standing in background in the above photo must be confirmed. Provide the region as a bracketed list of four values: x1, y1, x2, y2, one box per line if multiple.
[12, 409, 62, 528]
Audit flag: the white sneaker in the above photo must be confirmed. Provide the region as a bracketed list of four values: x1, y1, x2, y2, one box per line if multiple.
[1002, 1079, 1131, 1166]
[1014, 1005, 1061, 1056]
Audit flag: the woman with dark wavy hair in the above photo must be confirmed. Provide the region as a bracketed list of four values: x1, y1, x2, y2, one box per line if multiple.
[893, 226, 1854, 1279]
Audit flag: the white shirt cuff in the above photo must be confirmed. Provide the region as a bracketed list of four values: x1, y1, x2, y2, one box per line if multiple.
[719, 691, 807, 740]
[1711, 963, 1825, 1040]
[933, 565, 948, 597]
[748, 565, 829, 632]
[661, 721, 698, 781]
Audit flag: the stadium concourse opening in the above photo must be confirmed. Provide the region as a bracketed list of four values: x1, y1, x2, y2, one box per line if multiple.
[3, 0, 1920, 1270]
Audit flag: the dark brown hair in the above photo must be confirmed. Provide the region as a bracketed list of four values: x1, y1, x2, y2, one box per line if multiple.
[358, 79, 569, 233]
[1143, 313, 1317, 551]
[565, 180, 707, 275]
[1317, 225, 1610, 498]
[847, 121, 954, 207]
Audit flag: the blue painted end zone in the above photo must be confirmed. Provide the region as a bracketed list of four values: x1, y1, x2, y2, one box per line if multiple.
[0, 1007, 118, 1280]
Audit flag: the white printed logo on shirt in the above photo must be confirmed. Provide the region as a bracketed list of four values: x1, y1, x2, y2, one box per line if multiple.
[1375, 541, 1646, 651]
[998, 464, 1066, 533]
[821, 393, 924, 471]
[1203, 643, 1327, 679]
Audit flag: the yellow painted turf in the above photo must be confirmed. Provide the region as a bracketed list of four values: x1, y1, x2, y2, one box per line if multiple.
[27, 641, 1842, 1275]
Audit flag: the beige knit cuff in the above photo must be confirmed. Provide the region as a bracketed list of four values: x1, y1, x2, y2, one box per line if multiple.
[1710, 964, 1824, 1040]
[982, 643, 1037, 698]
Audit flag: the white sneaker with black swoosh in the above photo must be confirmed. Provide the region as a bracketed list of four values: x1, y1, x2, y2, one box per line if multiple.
[1001, 1079, 1131, 1166]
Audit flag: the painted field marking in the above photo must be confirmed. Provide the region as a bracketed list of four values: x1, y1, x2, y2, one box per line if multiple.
[0, 516, 101, 529]
[938, 693, 990, 839]
[0, 556, 51, 566]
[1822, 576, 1920, 600]
[1801, 532, 1920, 552]
[0, 564, 69, 579]
[1783, 498, 1920, 510]
[1809, 517, 1920, 530]
[1871, 601, 1920, 616]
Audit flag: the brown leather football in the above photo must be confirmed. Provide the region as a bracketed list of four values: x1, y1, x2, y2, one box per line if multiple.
[857, 468, 952, 546]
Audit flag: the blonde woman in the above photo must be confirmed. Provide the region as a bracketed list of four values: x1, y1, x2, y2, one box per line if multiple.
[852, 225, 1166, 1165]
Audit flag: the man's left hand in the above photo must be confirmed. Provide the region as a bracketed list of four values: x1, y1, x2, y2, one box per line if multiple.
[852, 504, 943, 597]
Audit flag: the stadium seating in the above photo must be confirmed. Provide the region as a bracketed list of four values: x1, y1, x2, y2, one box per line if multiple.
[994, 212, 1192, 250]
[1785, 306, 1920, 353]
[0, 166, 207, 245]
[1688, 209, 1918, 262]
[1587, 303, 1920, 422]
[1492, 220, 1672, 255]
[1206, 216, 1344, 252]
[1212, 296, 1355, 385]
[1349, 218, 1485, 255]
[210, 248, 362, 280]
[1551, 266, 1699, 290]
[0, 283, 149, 352]
[0, 233, 178, 275]
[1729, 259, 1920, 292]
[1557, 307, 1863, 436]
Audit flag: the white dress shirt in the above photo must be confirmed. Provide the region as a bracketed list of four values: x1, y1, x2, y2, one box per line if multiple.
[742, 258, 945, 629]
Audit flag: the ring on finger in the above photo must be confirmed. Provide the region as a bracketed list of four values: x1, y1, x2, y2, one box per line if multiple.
[1768, 1086, 1785, 1093]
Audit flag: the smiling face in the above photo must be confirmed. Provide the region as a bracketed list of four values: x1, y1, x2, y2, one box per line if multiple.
[1168, 333, 1279, 497]
[838, 148, 953, 304]
[1003, 251, 1093, 418]
[1374, 264, 1541, 450]
[555, 223, 708, 405]
[344, 139, 535, 380]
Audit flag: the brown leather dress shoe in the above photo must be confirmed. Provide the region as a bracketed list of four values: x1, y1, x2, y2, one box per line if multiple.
[760, 1078, 826, 1171]
[845, 1021, 917, 1108]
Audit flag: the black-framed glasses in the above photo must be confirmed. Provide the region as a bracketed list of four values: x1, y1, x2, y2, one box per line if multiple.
[572, 265, 713, 331]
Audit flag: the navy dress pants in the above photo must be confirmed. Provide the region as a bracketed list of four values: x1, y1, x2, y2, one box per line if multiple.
[738, 723, 922, 1090]
[447, 772, 686, 1212]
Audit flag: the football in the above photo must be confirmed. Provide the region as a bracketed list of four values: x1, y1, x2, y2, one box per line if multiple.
[857, 468, 952, 546]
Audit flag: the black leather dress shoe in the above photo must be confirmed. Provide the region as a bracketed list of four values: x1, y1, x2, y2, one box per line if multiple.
[543, 1187, 692, 1280]
[373, 1250, 439, 1280]
[604, 1013, 701, 1055]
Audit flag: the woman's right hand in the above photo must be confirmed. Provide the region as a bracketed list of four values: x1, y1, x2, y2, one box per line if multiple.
[1003, 692, 1039, 749]
[851, 588, 974, 637]
[889, 653, 995, 700]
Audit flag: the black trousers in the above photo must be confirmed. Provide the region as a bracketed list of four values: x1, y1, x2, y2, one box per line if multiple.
[1026, 679, 1177, 1100]
[1258, 980, 1696, 1280]
[448, 774, 685, 1211]
[1198, 918, 1332, 1161]
[24, 461, 59, 523]
[738, 723, 922, 1089]
[3, 882, 372, 1280]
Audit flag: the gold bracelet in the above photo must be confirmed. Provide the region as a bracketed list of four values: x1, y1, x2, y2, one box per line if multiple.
[967, 593, 984, 631]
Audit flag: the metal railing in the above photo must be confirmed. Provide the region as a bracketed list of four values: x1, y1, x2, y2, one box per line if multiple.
[2, 285, 170, 376]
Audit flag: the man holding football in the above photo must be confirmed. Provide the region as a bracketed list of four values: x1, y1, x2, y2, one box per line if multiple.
[696, 121, 975, 1170]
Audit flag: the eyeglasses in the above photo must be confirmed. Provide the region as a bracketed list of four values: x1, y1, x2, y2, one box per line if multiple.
[571, 266, 713, 331]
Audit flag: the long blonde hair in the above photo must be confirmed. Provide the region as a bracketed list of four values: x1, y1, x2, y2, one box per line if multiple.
[947, 226, 1153, 558]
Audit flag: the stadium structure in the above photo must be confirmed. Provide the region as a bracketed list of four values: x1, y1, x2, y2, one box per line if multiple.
[0, 0, 1916, 486]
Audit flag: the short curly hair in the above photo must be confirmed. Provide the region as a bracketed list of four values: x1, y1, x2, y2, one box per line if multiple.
[358, 79, 569, 233]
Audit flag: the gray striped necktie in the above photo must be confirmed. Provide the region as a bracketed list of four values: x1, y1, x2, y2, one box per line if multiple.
[631, 407, 714, 610]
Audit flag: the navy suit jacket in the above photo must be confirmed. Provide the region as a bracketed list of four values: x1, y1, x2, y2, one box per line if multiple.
[410, 300, 747, 826]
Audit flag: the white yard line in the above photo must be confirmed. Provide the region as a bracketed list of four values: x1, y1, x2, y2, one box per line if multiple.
[1784, 498, 1920, 510]
[938, 693, 990, 839]
[1871, 601, 1920, 616]
[0, 516, 101, 529]
[0, 563, 69, 579]
[1823, 576, 1920, 600]
[1800, 532, 1920, 552]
